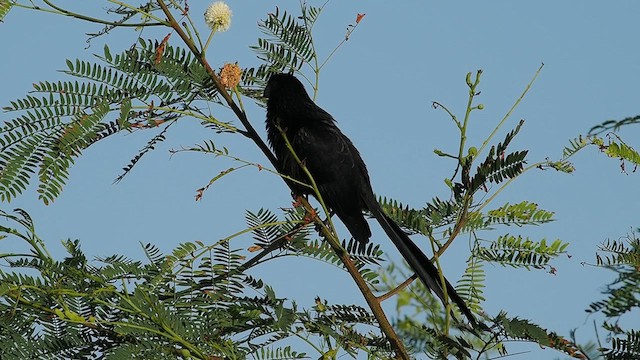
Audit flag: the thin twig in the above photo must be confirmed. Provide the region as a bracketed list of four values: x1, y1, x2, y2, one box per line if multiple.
[35, 0, 167, 26]
[377, 274, 417, 302]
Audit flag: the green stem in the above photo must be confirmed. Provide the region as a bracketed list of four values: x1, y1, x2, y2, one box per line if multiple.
[33, 0, 167, 26]
[185, 15, 205, 50]
[202, 29, 216, 55]
[319, 19, 363, 71]
[170, 146, 312, 189]
[427, 231, 451, 333]
[106, 0, 165, 23]
[433, 101, 461, 129]
[475, 161, 546, 213]
[2, 212, 53, 262]
[434, 197, 470, 258]
[477, 63, 544, 156]
[293, 331, 325, 355]
[171, 220, 300, 275]
[457, 70, 482, 167]
[129, 105, 239, 133]
[233, 86, 246, 114]
[299, 0, 321, 100]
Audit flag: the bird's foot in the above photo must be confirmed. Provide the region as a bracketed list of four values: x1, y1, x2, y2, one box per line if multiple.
[292, 196, 318, 224]
[303, 207, 318, 224]
[292, 195, 304, 208]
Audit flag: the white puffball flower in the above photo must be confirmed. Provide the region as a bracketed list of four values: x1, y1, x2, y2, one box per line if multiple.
[204, 2, 232, 32]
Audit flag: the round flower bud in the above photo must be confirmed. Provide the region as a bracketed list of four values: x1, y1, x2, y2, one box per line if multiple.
[204, 2, 232, 32]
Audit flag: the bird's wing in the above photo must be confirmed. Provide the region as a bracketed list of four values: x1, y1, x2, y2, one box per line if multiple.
[293, 122, 372, 242]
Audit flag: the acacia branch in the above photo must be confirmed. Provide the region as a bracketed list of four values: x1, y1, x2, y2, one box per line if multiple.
[298, 198, 410, 360]
[276, 124, 410, 359]
[156, 0, 278, 169]
[157, 1, 410, 358]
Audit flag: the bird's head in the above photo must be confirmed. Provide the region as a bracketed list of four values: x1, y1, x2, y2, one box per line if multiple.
[264, 72, 332, 129]
[264, 73, 311, 103]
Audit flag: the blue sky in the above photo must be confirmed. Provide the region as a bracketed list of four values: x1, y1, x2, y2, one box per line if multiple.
[2, 1, 640, 359]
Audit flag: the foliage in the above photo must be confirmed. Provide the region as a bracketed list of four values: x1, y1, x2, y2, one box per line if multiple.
[381, 261, 588, 359]
[0, 207, 392, 359]
[240, 3, 325, 99]
[0, 37, 237, 204]
[380, 68, 571, 331]
[589, 115, 640, 135]
[477, 235, 568, 269]
[586, 232, 640, 360]
[0, 0, 14, 21]
[582, 105, 639, 360]
[562, 134, 640, 173]
[601, 330, 640, 360]
[250, 6, 317, 77]
[0, 1, 626, 359]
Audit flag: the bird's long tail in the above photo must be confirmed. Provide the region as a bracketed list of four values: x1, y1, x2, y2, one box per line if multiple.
[367, 202, 479, 328]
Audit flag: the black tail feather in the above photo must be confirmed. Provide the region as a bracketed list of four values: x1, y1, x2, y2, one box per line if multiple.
[337, 211, 372, 244]
[367, 202, 479, 328]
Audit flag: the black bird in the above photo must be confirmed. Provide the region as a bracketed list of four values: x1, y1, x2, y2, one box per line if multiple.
[264, 73, 478, 327]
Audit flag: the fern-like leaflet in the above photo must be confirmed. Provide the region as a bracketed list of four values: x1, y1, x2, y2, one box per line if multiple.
[477, 234, 568, 269]
[464, 121, 528, 197]
[457, 256, 486, 312]
[1, 38, 232, 203]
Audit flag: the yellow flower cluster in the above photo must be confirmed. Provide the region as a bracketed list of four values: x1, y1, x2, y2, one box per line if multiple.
[218, 63, 242, 89]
